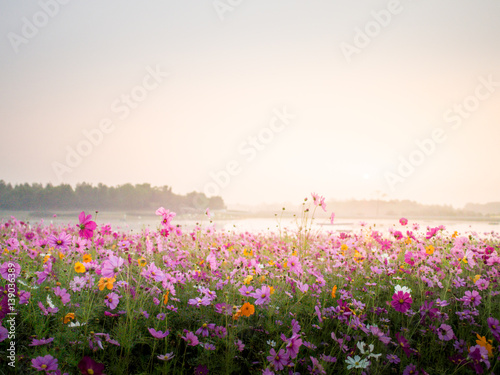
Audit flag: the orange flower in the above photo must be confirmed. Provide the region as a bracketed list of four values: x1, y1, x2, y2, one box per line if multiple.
[476, 334, 494, 357]
[138, 257, 147, 267]
[74, 262, 86, 273]
[43, 255, 51, 264]
[243, 248, 253, 257]
[163, 290, 169, 305]
[240, 302, 255, 317]
[58, 252, 65, 260]
[98, 277, 116, 291]
[425, 245, 434, 255]
[63, 313, 75, 324]
[269, 286, 275, 295]
[331, 285, 337, 298]
[83, 254, 92, 263]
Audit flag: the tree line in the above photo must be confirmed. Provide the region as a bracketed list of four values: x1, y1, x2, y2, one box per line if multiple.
[0, 181, 225, 212]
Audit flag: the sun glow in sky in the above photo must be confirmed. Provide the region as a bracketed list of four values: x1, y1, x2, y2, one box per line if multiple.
[1, 0, 499, 208]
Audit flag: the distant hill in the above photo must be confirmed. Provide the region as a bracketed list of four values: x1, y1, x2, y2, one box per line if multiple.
[0, 181, 225, 213]
[464, 202, 500, 216]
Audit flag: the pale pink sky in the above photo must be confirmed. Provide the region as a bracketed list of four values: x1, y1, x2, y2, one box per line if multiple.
[1, 0, 499, 208]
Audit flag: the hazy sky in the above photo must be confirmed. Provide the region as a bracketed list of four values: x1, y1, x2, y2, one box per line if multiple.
[1, 0, 499, 208]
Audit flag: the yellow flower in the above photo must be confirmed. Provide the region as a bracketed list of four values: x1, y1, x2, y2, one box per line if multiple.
[340, 244, 348, 252]
[260, 276, 266, 282]
[59, 252, 65, 260]
[243, 249, 253, 257]
[452, 231, 458, 238]
[425, 245, 434, 255]
[243, 275, 253, 285]
[98, 277, 116, 291]
[405, 237, 412, 245]
[268, 261, 275, 266]
[163, 290, 169, 305]
[3, 248, 9, 254]
[138, 257, 147, 267]
[472, 275, 481, 283]
[43, 255, 51, 264]
[476, 334, 494, 357]
[63, 313, 75, 324]
[269, 286, 275, 295]
[83, 254, 92, 263]
[331, 285, 337, 298]
[354, 251, 364, 263]
[74, 262, 86, 273]
[292, 250, 297, 256]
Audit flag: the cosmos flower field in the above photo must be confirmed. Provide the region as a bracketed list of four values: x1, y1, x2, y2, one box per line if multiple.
[0, 195, 499, 374]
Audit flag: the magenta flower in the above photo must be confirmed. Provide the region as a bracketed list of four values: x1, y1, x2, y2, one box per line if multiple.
[148, 328, 169, 339]
[235, 339, 245, 352]
[0, 325, 8, 342]
[32, 354, 58, 372]
[141, 262, 165, 282]
[29, 337, 54, 346]
[77, 356, 106, 375]
[156, 207, 176, 227]
[399, 217, 408, 226]
[101, 255, 124, 278]
[0, 262, 21, 281]
[437, 324, 454, 341]
[47, 232, 72, 250]
[53, 286, 71, 305]
[283, 333, 302, 359]
[267, 348, 289, 371]
[253, 285, 272, 306]
[487, 317, 500, 341]
[395, 332, 414, 358]
[181, 331, 199, 346]
[462, 290, 481, 307]
[78, 211, 97, 239]
[391, 291, 412, 313]
[104, 292, 121, 310]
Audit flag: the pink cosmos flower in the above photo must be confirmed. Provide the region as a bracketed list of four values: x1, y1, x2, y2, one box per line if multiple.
[391, 291, 412, 313]
[181, 331, 199, 346]
[0, 262, 21, 280]
[437, 324, 454, 341]
[156, 207, 176, 227]
[78, 211, 97, 239]
[47, 232, 72, 250]
[148, 328, 170, 339]
[399, 217, 408, 226]
[101, 255, 124, 278]
[104, 292, 121, 310]
[32, 354, 58, 372]
[462, 290, 481, 307]
[0, 325, 8, 342]
[267, 348, 289, 371]
[29, 337, 54, 346]
[253, 285, 272, 306]
[53, 286, 71, 305]
[330, 212, 335, 224]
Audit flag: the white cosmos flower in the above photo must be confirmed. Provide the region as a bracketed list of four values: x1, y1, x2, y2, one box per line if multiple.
[394, 285, 412, 294]
[46, 295, 56, 309]
[345, 355, 369, 370]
